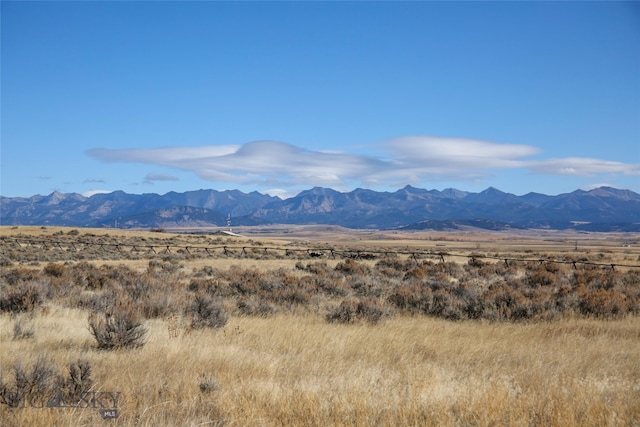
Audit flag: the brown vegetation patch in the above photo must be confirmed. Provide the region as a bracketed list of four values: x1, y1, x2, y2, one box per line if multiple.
[0, 226, 639, 425]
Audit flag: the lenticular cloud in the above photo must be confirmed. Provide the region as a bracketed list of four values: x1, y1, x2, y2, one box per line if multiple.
[528, 157, 640, 176]
[86, 136, 640, 188]
[384, 136, 538, 169]
[88, 141, 384, 187]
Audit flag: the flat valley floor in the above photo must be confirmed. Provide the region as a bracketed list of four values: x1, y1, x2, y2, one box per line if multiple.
[0, 226, 639, 426]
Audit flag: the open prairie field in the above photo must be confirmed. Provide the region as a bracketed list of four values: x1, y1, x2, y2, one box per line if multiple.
[1, 226, 639, 426]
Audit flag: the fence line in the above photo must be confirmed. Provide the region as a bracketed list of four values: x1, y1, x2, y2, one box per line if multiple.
[1, 236, 639, 270]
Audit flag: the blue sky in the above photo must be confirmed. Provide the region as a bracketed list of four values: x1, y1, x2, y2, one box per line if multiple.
[2, 1, 639, 199]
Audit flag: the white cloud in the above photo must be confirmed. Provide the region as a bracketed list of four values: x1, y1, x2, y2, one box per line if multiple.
[529, 157, 640, 176]
[366, 136, 539, 186]
[88, 140, 385, 188]
[385, 136, 538, 169]
[87, 145, 238, 164]
[581, 183, 615, 191]
[82, 189, 112, 197]
[144, 172, 179, 182]
[264, 188, 295, 199]
[86, 137, 640, 190]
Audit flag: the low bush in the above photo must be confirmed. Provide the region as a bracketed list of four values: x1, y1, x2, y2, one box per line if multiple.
[198, 376, 221, 394]
[388, 283, 433, 314]
[579, 288, 628, 319]
[0, 357, 93, 408]
[12, 317, 35, 340]
[325, 300, 359, 324]
[429, 290, 463, 320]
[237, 297, 277, 317]
[0, 357, 56, 407]
[335, 259, 371, 276]
[482, 284, 528, 321]
[325, 298, 389, 324]
[354, 297, 389, 324]
[0, 280, 47, 313]
[189, 294, 228, 329]
[61, 359, 93, 403]
[43, 263, 66, 278]
[88, 300, 147, 350]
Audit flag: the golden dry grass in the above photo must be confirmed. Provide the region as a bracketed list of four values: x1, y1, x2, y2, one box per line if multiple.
[1, 307, 639, 426]
[1, 226, 640, 426]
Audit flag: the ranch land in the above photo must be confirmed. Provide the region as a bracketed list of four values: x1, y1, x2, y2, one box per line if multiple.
[0, 226, 639, 426]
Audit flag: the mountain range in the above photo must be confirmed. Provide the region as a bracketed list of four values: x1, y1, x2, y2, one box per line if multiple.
[2, 186, 640, 232]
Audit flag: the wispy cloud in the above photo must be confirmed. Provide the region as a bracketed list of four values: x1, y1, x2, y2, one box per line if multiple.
[529, 158, 640, 176]
[89, 145, 239, 163]
[385, 136, 538, 168]
[86, 136, 640, 189]
[144, 172, 179, 182]
[83, 178, 105, 184]
[88, 141, 385, 187]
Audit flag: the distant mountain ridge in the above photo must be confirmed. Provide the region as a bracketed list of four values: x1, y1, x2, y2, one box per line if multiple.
[2, 186, 640, 231]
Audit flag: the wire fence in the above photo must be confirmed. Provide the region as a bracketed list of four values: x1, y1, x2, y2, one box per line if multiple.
[2, 235, 639, 271]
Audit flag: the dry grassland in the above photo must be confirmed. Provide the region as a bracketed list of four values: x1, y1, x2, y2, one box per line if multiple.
[2, 309, 639, 426]
[1, 226, 639, 426]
